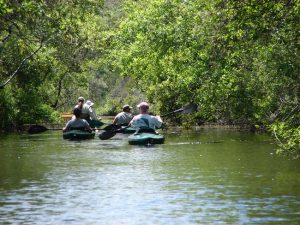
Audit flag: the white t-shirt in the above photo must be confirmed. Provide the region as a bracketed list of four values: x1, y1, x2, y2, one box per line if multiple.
[130, 114, 162, 129]
[114, 112, 133, 125]
[81, 104, 97, 120]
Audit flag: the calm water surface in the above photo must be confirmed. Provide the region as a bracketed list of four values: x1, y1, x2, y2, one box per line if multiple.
[0, 128, 300, 224]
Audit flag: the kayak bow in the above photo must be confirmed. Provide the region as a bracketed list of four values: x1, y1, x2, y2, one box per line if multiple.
[63, 130, 95, 140]
[128, 128, 164, 145]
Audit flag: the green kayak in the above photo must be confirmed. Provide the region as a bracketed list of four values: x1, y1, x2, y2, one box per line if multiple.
[121, 127, 136, 134]
[63, 130, 95, 140]
[128, 130, 165, 145]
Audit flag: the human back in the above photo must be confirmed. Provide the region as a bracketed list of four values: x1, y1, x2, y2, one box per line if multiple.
[113, 104, 133, 126]
[130, 102, 162, 129]
[63, 108, 92, 132]
[131, 114, 162, 129]
[65, 119, 90, 131]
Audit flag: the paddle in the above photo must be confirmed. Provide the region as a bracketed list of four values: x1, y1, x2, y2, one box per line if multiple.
[28, 125, 100, 134]
[102, 124, 122, 131]
[98, 103, 198, 140]
[161, 103, 198, 117]
[28, 125, 62, 134]
[98, 125, 130, 140]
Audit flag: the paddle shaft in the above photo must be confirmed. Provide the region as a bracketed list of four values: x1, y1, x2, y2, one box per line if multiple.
[47, 128, 101, 131]
[161, 109, 184, 117]
[28, 125, 102, 134]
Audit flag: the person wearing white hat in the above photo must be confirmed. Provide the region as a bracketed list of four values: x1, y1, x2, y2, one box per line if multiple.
[113, 104, 133, 126]
[81, 100, 103, 128]
[81, 100, 96, 120]
[129, 102, 162, 130]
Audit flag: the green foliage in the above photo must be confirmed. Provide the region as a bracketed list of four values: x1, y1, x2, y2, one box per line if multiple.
[98, 76, 146, 115]
[1, 0, 299, 157]
[0, 0, 106, 127]
[111, 0, 299, 155]
[0, 88, 16, 130]
[272, 121, 300, 159]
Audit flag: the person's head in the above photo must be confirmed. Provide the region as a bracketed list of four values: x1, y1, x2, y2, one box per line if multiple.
[78, 96, 85, 103]
[137, 102, 149, 114]
[86, 100, 94, 107]
[123, 104, 132, 112]
[73, 107, 82, 118]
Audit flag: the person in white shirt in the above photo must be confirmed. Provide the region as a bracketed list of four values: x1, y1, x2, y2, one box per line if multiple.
[81, 100, 98, 120]
[129, 102, 162, 130]
[81, 100, 103, 128]
[113, 104, 133, 126]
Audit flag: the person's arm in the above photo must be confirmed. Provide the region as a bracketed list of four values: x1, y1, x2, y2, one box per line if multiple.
[112, 117, 118, 125]
[113, 112, 122, 125]
[153, 116, 163, 128]
[63, 121, 71, 132]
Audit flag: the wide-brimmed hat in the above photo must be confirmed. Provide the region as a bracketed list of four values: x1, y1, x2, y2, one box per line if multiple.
[86, 100, 94, 107]
[123, 104, 132, 110]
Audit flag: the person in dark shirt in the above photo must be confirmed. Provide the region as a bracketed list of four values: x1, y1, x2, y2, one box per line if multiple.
[63, 107, 92, 132]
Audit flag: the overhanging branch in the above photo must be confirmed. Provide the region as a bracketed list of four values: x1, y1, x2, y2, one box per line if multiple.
[0, 41, 44, 89]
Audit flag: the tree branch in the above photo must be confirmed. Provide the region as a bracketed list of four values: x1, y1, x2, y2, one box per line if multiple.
[0, 41, 44, 89]
[51, 72, 68, 109]
[272, 127, 284, 146]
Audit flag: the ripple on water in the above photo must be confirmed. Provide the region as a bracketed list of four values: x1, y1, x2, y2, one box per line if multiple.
[0, 129, 300, 224]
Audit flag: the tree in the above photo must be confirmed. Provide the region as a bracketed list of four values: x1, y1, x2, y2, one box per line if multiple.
[0, 0, 105, 127]
[111, 0, 299, 156]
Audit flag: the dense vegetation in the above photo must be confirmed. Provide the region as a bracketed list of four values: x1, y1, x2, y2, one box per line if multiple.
[0, 0, 299, 157]
[110, 0, 299, 157]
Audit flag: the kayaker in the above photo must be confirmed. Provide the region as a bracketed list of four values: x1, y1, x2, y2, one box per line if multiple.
[113, 104, 133, 126]
[81, 100, 103, 128]
[63, 108, 92, 132]
[129, 102, 163, 130]
[72, 96, 85, 120]
[75, 96, 85, 110]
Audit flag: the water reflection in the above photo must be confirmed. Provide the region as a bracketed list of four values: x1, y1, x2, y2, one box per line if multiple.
[0, 129, 300, 224]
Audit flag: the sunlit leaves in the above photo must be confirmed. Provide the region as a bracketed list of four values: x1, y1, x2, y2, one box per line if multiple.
[111, 0, 299, 154]
[0, 0, 105, 126]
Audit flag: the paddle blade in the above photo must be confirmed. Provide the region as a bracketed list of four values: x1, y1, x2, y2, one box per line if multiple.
[28, 125, 48, 134]
[98, 130, 118, 140]
[102, 124, 121, 131]
[161, 103, 198, 117]
[182, 103, 198, 114]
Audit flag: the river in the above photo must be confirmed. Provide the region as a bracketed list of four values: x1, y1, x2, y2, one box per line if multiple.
[0, 128, 300, 224]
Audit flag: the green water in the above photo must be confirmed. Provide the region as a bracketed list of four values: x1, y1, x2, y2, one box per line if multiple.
[0, 129, 300, 224]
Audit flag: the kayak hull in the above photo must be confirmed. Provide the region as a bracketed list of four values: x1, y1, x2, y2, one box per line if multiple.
[63, 130, 95, 140]
[128, 132, 165, 145]
[121, 127, 136, 134]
